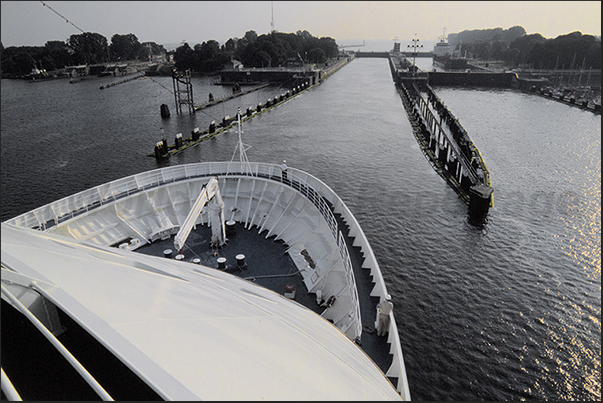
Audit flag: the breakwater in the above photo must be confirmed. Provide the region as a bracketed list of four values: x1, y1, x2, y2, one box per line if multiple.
[427, 71, 515, 87]
[151, 56, 354, 158]
[355, 51, 390, 58]
[390, 61, 493, 222]
[150, 81, 312, 158]
[98, 72, 146, 89]
[193, 83, 270, 111]
[219, 55, 354, 86]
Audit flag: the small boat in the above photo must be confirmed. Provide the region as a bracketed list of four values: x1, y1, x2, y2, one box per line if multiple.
[1, 112, 411, 400]
[26, 64, 54, 82]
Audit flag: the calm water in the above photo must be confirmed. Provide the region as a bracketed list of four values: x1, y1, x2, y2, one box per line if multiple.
[1, 58, 600, 401]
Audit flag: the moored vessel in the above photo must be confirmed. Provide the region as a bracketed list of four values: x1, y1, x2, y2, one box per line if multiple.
[432, 29, 467, 70]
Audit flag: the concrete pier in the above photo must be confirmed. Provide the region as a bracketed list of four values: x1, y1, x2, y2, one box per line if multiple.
[391, 57, 493, 219]
[193, 83, 270, 112]
[150, 56, 355, 158]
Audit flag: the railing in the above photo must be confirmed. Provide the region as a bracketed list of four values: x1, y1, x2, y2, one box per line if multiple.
[412, 83, 479, 183]
[4, 162, 355, 328]
[424, 84, 490, 186]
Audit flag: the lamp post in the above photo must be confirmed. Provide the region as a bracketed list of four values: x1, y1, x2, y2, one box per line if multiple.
[407, 34, 423, 76]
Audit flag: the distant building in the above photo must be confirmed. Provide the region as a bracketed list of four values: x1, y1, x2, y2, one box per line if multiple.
[224, 59, 244, 70]
[64, 65, 89, 77]
[286, 53, 304, 68]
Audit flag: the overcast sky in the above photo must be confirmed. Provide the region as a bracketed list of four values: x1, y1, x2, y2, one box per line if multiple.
[1, 1, 601, 48]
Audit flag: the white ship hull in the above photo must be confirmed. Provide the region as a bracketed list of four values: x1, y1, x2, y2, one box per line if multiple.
[2, 161, 411, 400]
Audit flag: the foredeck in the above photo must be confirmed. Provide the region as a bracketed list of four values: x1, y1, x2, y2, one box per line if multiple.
[134, 219, 395, 379]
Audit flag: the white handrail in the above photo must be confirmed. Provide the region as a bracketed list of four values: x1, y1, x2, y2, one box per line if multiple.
[1, 367, 22, 401]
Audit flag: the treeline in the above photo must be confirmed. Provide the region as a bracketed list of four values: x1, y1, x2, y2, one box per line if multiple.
[1, 29, 338, 77]
[449, 26, 601, 69]
[1, 33, 165, 75]
[173, 30, 339, 73]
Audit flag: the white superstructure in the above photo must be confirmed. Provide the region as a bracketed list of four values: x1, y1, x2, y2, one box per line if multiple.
[433, 28, 452, 58]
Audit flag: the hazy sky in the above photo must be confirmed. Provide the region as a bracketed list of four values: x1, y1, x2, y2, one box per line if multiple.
[1, 1, 601, 48]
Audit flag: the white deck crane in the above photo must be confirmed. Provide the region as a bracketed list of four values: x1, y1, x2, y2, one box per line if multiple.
[173, 177, 226, 252]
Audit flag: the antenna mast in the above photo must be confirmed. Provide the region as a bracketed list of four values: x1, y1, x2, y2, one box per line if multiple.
[271, 1, 275, 32]
[230, 108, 254, 175]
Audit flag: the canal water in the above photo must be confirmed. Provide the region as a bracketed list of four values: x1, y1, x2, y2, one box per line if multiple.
[1, 57, 600, 401]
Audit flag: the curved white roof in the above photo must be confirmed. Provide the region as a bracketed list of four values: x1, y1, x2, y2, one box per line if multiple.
[1, 223, 402, 400]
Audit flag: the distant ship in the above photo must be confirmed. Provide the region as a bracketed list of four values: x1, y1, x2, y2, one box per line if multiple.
[432, 29, 467, 70]
[1, 112, 411, 400]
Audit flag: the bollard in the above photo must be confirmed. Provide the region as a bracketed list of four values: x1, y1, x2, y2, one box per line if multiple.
[246, 107, 253, 117]
[225, 220, 236, 237]
[257, 103, 263, 112]
[209, 121, 216, 133]
[236, 254, 247, 269]
[192, 127, 200, 141]
[175, 133, 183, 148]
[155, 141, 164, 158]
[160, 104, 170, 119]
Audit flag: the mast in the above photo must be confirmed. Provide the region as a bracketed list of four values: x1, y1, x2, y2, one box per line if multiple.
[271, 1, 275, 33]
[230, 108, 254, 175]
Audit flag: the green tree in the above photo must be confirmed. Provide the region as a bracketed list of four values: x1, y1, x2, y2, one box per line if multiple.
[44, 40, 71, 69]
[318, 37, 338, 58]
[307, 48, 326, 64]
[110, 33, 144, 61]
[5, 51, 36, 75]
[490, 40, 507, 60]
[224, 37, 238, 52]
[508, 33, 546, 65]
[68, 32, 109, 64]
[233, 30, 338, 69]
[505, 48, 520, 68]
[1, 45, 48, 75]
[244, 30, 258, 43]
[296, 30, 312, 40]
[174, 42, 194, 70]
[193, 40, 223, 72]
